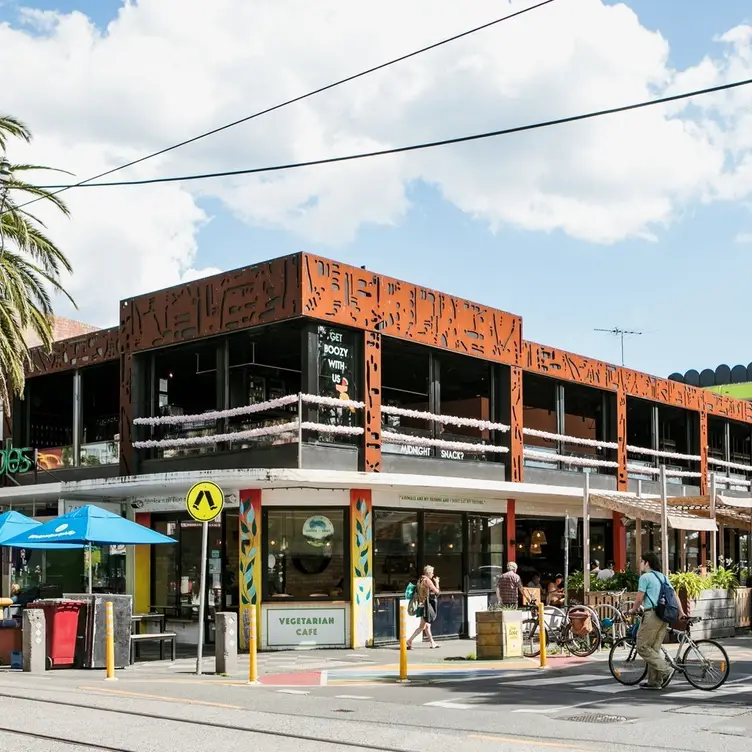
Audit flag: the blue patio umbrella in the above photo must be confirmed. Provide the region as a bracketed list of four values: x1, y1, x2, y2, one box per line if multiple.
[3, 505, 176, 593]
[0, 511, 40, 546]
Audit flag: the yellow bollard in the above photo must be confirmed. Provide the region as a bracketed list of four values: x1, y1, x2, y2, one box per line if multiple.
[398, 604, 409, 683]
[105, 601, 117, 681]
[538, 601, 548, 669]
[248, 607, 258, 684]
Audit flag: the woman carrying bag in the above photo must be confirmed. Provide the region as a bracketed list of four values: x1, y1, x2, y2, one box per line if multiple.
[406, 565, 441, 650]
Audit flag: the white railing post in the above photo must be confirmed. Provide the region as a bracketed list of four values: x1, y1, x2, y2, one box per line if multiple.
[297, 393, 304, 469]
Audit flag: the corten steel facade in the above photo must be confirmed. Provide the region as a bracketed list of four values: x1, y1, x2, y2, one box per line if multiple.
[14, 251, 752, 492]
[8, 251, 752, 649]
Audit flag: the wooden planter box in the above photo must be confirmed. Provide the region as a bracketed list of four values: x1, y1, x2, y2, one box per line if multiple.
[685, 589, 735, 639]
[475, 610, 524, 660]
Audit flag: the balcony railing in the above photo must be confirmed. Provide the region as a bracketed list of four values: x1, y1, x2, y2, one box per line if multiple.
[522, 428, 702, 483]
[707, 456, 752, 491]
[380, 404, 509, 461]
[132, 393, 364, 460]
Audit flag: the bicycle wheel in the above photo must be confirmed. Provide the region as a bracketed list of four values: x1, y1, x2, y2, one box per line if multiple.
[609, 637, 647, 685]
[564, 609, 601, 657]
[680, 639, 730, 691]
[522, 618, 545, 658]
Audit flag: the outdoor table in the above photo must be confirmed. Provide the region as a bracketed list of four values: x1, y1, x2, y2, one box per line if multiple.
[131, 613, 166, 635]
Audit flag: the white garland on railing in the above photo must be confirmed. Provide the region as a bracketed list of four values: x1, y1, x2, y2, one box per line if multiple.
[133, 393, 363, 427]
[711, 475, 752, 487]
[300, 422, 363, 436]
[523, 428, 617, 450]
[626, 445, 700, 462]
[133, 420, 363, 449]
[381, 431, 509, 454]
[524, 449, 619, 469]
[708, 457, 752, 473]
[381, 405, 509, 432]
[626, 464, 702, 479]
[133, 421, 299, 449]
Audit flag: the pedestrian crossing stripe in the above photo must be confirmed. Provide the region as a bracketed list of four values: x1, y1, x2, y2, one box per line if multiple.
[185, 481, 225, 522]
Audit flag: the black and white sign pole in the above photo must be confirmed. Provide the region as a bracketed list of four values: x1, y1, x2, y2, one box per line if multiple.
[196, 519, 209, 676]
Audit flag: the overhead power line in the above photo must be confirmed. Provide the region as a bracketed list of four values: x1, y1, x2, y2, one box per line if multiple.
[7, 0, 557, 214]
[35, 76, 752, 190]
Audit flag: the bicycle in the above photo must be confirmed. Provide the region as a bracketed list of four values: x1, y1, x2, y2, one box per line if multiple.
[608, 614, 730, 691]
[521, 600, 601, 658]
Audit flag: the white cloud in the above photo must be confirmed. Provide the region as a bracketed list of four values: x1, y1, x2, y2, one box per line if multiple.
[735, 232, 752, 243]
[1, 0, 752, 323]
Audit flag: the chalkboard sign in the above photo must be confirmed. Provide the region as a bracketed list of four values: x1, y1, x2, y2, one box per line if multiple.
[317, 325, 358, 438]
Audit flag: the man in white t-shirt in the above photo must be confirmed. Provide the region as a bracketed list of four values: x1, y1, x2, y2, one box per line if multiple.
[597, 561, 615, 581]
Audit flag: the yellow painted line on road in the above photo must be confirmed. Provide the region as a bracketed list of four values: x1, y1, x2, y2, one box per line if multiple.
[77, 686, 242, 709]
[470, 734, 591, 749]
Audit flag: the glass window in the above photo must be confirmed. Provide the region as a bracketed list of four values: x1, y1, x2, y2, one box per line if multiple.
[148, 342, 219, 457]
[729, 420, 752, 465]
[564, 383, 610, 457]
[373, 510, 419, 593]
[381, 339, 431, 454]
[468, 515, 505, 590]
[81, 362, 120, 466]
[436, 352, 492, 461]
[23, 372, 74, 469]
[265, 509, 347, 600]
[423, 513, 463, 591]
[522, 374, 557, 453]
[152, 518, 179, 612]
[227, 324, 301, 448]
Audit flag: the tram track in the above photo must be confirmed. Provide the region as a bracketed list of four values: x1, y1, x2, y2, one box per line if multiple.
[0, 685, 729, 752]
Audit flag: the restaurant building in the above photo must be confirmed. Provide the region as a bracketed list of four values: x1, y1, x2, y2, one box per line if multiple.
[1, 252, 751, 650]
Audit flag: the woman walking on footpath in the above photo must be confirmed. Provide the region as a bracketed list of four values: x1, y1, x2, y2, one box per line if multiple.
[407, 565, 441, 649]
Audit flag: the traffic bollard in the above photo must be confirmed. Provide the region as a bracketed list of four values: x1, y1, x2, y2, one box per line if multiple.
[105, 601, 117, 681]
[248, 607, 258, 684]
[538, 601, 548, 669]
[398, 604, 409, 683]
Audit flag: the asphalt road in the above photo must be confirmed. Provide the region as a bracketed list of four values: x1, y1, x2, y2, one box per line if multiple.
[1, 654, 751, 752]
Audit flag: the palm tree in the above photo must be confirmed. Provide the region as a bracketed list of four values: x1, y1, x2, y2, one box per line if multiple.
[0, 115, 75, 409]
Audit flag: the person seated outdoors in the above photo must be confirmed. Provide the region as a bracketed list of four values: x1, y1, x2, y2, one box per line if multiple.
[527, 573, 541, 588]
[546, 573, 565, 607]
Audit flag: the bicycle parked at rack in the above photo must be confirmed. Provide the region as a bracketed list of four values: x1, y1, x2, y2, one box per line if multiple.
[521, 600, 601, 658]
[608, 613, 730, 691]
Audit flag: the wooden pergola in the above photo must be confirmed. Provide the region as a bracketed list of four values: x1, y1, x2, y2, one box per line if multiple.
[581, 469, 752, 593]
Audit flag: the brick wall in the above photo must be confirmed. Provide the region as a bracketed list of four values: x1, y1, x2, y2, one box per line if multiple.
[24, 316, 99, 347]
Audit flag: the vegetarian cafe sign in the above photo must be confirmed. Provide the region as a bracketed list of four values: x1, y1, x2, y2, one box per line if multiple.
[267, 607, 347, 648]
[0, 441, 34, 477]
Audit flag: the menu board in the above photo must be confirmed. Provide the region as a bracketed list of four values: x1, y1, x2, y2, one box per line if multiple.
[317, 325, 358, 436]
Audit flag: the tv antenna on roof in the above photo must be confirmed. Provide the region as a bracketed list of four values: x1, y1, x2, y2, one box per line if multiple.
[594, 327, 642, 366]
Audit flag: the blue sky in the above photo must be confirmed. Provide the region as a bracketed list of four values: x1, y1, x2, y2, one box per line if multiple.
[2, 0, 752, 379]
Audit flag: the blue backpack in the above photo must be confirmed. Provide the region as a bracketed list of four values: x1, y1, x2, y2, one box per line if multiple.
[650, 572, 680, 624]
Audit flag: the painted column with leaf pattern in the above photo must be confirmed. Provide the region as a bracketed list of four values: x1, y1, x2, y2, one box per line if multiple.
[350, 489, 373, 648]
[239, 489, 262, 650]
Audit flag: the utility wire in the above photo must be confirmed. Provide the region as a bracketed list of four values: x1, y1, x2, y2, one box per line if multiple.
[7, 0, 557, 213]
[36, 76, 752, 190]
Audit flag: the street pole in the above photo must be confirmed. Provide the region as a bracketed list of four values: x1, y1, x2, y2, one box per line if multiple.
[660, 464, 669, 574]
[0, 158, 11, 253]
[564, 513, 570, 609]
[710, 472, 717, 567]
[195, 520, 209, 675]
[583, 473, 590, 595]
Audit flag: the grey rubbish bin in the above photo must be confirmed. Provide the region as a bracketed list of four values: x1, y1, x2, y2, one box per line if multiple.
[64, 593, 133, 669]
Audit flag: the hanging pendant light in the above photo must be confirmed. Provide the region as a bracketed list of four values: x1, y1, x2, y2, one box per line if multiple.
[531, 529, 548, 546]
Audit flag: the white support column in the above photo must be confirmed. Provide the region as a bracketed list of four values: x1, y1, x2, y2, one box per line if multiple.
[710, 472, 718, 568]
[660, 465, 670, 574]
[583, 472, 590, 594]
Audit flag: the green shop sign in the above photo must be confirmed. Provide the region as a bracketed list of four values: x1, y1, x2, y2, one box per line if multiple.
[0, 442, 35, 476]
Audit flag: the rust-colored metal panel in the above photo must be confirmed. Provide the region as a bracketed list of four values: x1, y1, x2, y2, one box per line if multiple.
[509, 366, 523, 482]
[119, 349, 133, 477]
[124, 255, 301, 352]
[699, 412, 708, 496]
[524, 341, 752, 425]
[364, 330, 382, 473]
[524, 342, 618, 390]
[27, 327, 120, 377]
[302, 254, 522, 366]
[617, 389, 627, 491]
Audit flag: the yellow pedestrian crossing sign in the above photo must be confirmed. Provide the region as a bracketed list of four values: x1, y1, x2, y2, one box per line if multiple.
[185, 481, 224, 522]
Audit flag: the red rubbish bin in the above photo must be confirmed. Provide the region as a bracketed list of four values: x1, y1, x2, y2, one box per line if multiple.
[27, 600, 84, 668]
